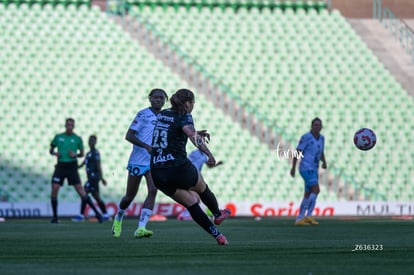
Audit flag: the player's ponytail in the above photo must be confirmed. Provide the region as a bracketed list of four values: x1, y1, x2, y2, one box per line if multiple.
[170, 89, 195, 114]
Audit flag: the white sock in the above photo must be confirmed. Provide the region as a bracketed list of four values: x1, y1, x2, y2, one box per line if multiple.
[307, 193, 318, 217]
[115, 206, 126, 222]
[138, 208, 153, 228]
[296, 197, 309, 221]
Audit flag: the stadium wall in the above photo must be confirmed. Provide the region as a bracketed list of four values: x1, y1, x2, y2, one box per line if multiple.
[1, 202, 414, 218]
[331, 0, 414, 18]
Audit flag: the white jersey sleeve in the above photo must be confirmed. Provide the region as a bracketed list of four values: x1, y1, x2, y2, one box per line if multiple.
[188, 149, 208, 172]
[127, 108, 157, 166]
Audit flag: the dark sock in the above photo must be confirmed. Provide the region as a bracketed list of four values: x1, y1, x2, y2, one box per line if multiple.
[198, 185, 220, 217]
[51, 197, 58, 218]
[82, 195, 101, 217]
[187, 203, 220, 238]
[80, 200, 87, 216]
[97, 200, 107, 214]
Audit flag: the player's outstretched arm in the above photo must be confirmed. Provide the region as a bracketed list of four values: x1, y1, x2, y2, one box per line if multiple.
[183, 125, 216, 167]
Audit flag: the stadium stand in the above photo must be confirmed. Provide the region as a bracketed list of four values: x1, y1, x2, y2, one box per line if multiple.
[1, 1, 413, 204]
[1, 2, 307, 203]
[127, 2, 414, 200]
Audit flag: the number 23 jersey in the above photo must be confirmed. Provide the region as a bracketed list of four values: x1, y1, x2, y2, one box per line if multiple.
[151, 109, 194, 168]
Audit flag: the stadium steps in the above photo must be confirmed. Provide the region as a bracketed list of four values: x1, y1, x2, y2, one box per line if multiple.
[404, 19, 414, 29]
[348, 19, 414, 97]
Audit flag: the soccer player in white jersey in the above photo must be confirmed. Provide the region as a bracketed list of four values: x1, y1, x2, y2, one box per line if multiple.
[290, 117, 327, 225]
[112, 89, 168, 238]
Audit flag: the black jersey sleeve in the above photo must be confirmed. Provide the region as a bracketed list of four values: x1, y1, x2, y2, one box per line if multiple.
[180, 113, 194, 129]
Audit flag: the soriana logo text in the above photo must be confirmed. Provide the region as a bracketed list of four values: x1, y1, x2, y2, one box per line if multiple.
[223, 202, 334, 217]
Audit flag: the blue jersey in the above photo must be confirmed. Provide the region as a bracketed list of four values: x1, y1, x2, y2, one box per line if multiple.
[296, 132, 325, 171]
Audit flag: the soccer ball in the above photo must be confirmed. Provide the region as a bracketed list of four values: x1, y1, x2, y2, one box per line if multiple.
[353, 128, 377, 151]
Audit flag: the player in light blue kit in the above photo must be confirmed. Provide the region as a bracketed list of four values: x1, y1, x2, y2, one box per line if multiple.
[112, 89, 168, 238]
[290, 117, 327, 225]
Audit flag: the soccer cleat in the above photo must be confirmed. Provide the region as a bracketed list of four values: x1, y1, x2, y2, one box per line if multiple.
[71, 215, 85, 222]
[134, 227, 153, 238]
[216, 234, 229, 245]
[112, 219, 122, 238]
[294, 218, 310, 226]
[304, 216, 319, 225]
[214, 209, 231, 226]
[50, 217, 59, 224]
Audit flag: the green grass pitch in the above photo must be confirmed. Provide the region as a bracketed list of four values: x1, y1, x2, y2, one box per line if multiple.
[0, 217, 413, 275]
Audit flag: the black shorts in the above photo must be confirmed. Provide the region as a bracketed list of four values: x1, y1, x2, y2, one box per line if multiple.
[84, 178, 100, 193]
[51, 162, 81, 186]
[151, 160, 198, 196]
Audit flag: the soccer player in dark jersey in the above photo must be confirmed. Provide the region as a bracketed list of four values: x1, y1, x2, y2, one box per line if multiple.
[150, 89, 230, 245]
[49, 118, 103, 224]
[72, 135, 110, 222]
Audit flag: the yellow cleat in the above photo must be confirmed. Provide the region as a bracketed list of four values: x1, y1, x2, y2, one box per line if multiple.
[134, 227, 153, 238]
[295, 218, 310, 226]
[304, 216, 319, 225]
[112, 219, 122, 238]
